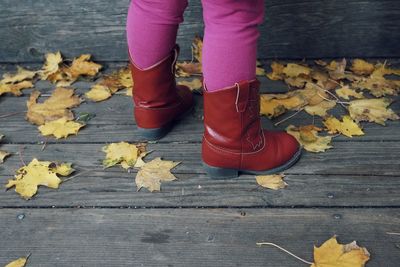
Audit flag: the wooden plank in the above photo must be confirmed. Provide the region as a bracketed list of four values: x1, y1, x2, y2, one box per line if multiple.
[1, 169, 399, 208]
[0, 208, 399, 266]
[0, 141, 399, 208]
[1, 142, 399, 176]
[1, 1, 400, 62]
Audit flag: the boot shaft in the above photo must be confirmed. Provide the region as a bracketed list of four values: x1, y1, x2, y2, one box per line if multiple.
[129, 45, 180, 108]
[203, 79, 264, 153]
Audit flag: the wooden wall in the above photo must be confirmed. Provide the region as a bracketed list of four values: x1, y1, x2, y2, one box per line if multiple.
[0, 0, 399, 62]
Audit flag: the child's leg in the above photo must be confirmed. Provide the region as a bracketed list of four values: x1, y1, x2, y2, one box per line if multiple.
[126, 0, 188, 69]
[201, 0, 265, 91]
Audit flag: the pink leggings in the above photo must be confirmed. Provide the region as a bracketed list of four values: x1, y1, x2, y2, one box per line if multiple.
[126, 0, 264, 92]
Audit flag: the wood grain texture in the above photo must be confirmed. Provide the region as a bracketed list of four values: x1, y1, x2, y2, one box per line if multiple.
[1, 168, 400, 208]
[1, 0, 400, 62]
[0, 141, 399, 207]
[1, 141, 400, 176]
[0, 208, 399, 266]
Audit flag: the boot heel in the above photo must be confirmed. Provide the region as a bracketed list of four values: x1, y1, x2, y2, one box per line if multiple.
[203, 162, 239, 179]
[137, 123, 173, 141]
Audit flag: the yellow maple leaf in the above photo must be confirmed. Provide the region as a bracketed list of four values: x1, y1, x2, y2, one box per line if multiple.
[266, 61, 285, 80]
[304, 100, 336, 117]
[178, 78, 202, 93]
[86, 67, 133, 101]
[284, 76, 310, 88]
[352, 76, 398, 97]
[118, 67, 134, 91]
[176, 62, 202, 77]
[102, 142, 147, 169]
[299, 82, 331, 106]
[310, 236, 370, 267]
[135, 157, 180, 192]
[0, 81, 34, 96]
[326, 59, 347, 80]
[256, 60, 266, 76]
[260, 92, 306, 118]
[348, 98, 399, 125]
[85, 84, 112, 102]
[323, 115, 364, 137]
[5, 158, 74, 200]
[283, 63, 311, 78]
[65, 54, 102, 80]
[1, 66, 37, 84]
[372, 63, 400, 77]
[286, 125, 333, 153]
[255, 174, 287, 190]
[5, 256, 29, 267]
[350, 59, 375, 75]
[38, 117, 84, 139]
[26, 87, 83, 125]
[39, 51, 63, 80]
[335, 85, 364, 100]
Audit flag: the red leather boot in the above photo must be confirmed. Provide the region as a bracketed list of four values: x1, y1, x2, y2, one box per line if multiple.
[129, 44, 194, 140]
[202, 79, 302, 179]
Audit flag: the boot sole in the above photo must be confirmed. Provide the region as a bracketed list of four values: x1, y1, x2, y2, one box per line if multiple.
[203, 147, 303, 179]
[136, 105, 194, 141]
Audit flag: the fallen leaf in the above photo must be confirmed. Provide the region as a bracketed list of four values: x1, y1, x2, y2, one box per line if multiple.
[102, 142, 147, 169]
[256, 60, 266, 76]
[283, 63, 311, 78]
[266, 62, 285, 81]
[5, 158, 74, 200]
[352, 76, 398, 97]
[311, 236, 370, 267]
[323, 115, 364, 137]
[286, 125, 333, 152]
[260, 92, 306, 118]
[86, 67, 132, 101]
[135, 157, 180, 192]
[177, 78, 203, 93]
[284, 76, 311, 88]
[39, 51, 63, 80]
[176, 62, 202, 77]
[299, 82, 329, 104]
[256, 174, 287, 190]
[326, 59, 347, 80]
[5, 256, 29, 267]
[350, 59, 375, 75]
[26, 87, 83, 125]
[64, 54, 102, 81]
[304, 100, 336, 117]
[1, 66, 37, 84]
[85, 84, 112, 102]
[348, 98, 399, 125]
[38, 117, 84, 139]
[335, 85, 364, 100]
[0, 81, 34, 96]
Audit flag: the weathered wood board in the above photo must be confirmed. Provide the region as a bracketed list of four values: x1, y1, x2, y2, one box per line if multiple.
[0, 141, 399, 207]
[1, 0, 400, 62]
[0, 209, 399, 267]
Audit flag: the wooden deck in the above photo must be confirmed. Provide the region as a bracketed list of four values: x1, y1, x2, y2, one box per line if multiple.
[1, 0, 400, 265]
[0, 61, 399, 266]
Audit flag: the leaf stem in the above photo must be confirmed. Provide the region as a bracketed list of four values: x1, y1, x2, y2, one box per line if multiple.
[256, 242, 313, 265]
[274, 108, 305, 126]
